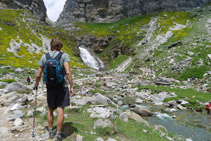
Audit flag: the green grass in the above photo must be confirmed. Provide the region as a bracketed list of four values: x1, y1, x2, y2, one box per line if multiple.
[0, 9, 83, 69]
[109, 55, 128, 70]
[90, 89, 105, 95]
[138, 85, 211, 110]
[0, 79, 16, 83]
[36, 106, 175, 141]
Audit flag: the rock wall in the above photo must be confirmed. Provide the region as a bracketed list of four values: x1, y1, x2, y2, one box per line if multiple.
[0, 0, 46, 21]
[57, 0, 211, 25]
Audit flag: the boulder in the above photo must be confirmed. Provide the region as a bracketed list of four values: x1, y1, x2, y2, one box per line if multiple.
[127, 112, 149, 126]
[134, 105, 153, 117]
[4, 82, 30, 93]
[93, 119, 112, 129]
[13, 118, 23, 126]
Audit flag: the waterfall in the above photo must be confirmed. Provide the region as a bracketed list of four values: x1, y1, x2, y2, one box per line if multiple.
[79, 46, 104, 70]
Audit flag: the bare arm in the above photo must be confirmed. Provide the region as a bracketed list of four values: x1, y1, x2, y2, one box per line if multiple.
[64, 62, 74, 96]
[35, 66, 44, 88]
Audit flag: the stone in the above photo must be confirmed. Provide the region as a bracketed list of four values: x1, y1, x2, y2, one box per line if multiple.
[96, 137, 104, 141]
[0, 127, 10, 138]
[76, 134, 83, 141]
[93, 119, 112, 129]
[8, 103, 23, 111]
[208, 54, 211, 60]
[27, 110, 33, 117]
[11, 110, 23, 120]
[117, 101, 123, 105]
[120, 112, 128, 122]
[177, 105, 187, 110]
[0, 82, 8, 87]
[89, 107, 112, 119]
[186, 138, 193, 141]
[37, 107, 46, 112]
[106, 138, 117, 141]
[15, 68, 24, 74]
[14, 118, 23, 126]
[127, 112, 149, 126]
[134, 105, 153, 116]
[4, 82, 30, 93]
[135, 98, 143, 104]
[93, 93, 114, 106]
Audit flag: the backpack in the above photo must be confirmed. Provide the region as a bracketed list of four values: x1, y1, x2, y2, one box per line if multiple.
[43, 52, 64, 87]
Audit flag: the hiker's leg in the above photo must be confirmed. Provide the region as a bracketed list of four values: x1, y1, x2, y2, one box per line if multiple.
[57, 107, 64, 132]
[48, 107, 54, 128]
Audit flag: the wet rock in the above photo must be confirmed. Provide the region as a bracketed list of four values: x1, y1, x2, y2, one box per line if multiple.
[134, 105, 153, 116]
[13, 118, 23, 126]
[93, 119, 112, 129]
[0, 127, 10, 138]
[4, 82, 30, 93]
[177, 105, 187, 110]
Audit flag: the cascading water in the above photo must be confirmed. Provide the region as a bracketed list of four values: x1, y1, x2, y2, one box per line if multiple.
[79, 46, 104, 70]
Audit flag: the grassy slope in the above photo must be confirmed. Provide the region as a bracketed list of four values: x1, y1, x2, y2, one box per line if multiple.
[72, 5, 211, 82]
[0, 9, 83, 69]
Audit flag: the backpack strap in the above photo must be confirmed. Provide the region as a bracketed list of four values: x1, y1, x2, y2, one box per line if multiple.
[54, 52, 63, 61]
[46, 53, 52, 60]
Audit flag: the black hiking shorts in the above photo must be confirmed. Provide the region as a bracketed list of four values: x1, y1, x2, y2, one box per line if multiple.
[47, 87, 70, 109]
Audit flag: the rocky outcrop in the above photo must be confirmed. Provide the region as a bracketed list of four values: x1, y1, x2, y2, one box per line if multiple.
[57, 0, 211, 25]
[0, 0, 46, 21]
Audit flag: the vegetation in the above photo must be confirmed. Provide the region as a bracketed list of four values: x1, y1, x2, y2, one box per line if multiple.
[138, 85, 211, 110]
[1, 79, 16, 83]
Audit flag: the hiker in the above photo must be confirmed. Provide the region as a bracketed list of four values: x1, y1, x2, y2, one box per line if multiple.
[26, 76, 31, 85]
[206, 102, 211, 115]
[34, 38, 74, 141]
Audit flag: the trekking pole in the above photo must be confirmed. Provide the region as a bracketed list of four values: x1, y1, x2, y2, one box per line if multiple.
[32, 88, 37, 137]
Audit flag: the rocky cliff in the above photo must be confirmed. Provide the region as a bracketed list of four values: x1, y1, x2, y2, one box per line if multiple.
[57, 0, 211, 25]
[0, 0, 46, 21]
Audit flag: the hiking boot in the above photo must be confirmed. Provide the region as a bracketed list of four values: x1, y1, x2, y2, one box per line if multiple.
[49, 129, 55, 139]
[55, 134, 62, 141]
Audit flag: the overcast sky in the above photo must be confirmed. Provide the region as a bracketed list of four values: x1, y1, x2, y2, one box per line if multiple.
[43, 0, 67, 22]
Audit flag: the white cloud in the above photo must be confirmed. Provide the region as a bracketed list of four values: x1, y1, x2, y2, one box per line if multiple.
[43, 0, 67, 22]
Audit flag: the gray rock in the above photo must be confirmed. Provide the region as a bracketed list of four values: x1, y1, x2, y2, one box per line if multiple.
[96, 137, 104, 141]
[13, 118, 23, 126]
[11, 110, 23, 120]
[135, 98, 143, 104]
[134, 105, 153, 117]
[177, 105, 187, 110]
[120, 112, 128, 122]
[127, 112, 149, 126]
[8, 103, 23, 111]
[88, 107, 112, 119]
[208, 54, 211, 60]
[93, 119, 112, 129]
[76, 134, 83, 141]
[93, 93, 113, 106]
[15, 68, 24, 74]
[41, 133, 49, 140]
[27, 110, 33, 117]
[4, 82, 30, 93]
[0, 127, 10, 138]
[106, 138, 117, 141]
[0, 82, 8, 87]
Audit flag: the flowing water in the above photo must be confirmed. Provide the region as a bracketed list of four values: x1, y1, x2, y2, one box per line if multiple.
[144, 105, 211, 141]
[79, 46, 104, 70]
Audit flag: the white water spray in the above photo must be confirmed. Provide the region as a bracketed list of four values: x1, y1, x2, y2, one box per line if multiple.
[79, 46, 104, 70]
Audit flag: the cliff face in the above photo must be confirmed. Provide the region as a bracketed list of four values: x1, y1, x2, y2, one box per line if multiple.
[0, 0, 46, 21]
[57, 0, 211, 25]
